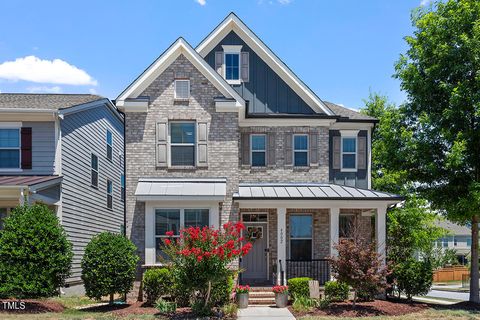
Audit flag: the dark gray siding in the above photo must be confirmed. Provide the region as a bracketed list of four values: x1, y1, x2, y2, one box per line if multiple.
[61, 105, 124, 283]
[205, 31, 317, 115]
[329, 130, 368, 189]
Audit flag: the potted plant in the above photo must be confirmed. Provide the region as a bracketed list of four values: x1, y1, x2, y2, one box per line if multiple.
[235, 285, 250, 308]
[273, 285, 289, 308]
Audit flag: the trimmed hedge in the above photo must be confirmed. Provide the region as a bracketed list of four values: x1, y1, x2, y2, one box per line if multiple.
[324, 281, 349, 301]
[143, 268, 173, 304]
[287, 277, 311, 299]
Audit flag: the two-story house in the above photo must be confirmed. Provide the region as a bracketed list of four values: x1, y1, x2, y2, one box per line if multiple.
[117, 13, 402, 287]
[0, 93, 125, 292]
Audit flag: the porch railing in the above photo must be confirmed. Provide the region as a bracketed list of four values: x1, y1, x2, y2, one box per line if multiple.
[285, 259, 330, 285]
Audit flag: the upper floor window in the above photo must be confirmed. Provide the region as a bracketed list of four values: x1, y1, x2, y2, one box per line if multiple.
[294, 134, 308, 167]
[251, 134, 266, 167]
[106, 130, 113, 161]
[121, 174, 125, 202]
[0, 128, 20, 169]
[91, 153, 99, 188]
[341, 136, 357, 171]
[107, 179, 113, 210]
[174, 79, 190, 100]
[170, 122, 195, 167]
[225, 53, 240, 81]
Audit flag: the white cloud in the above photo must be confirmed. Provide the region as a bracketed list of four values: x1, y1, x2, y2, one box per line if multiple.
[277, 0, 292, 4]
[420, 0, 431, 6]
[27, 85, 62, 93]
[195, 0, 206, 6]
[0, 56, 97, 86]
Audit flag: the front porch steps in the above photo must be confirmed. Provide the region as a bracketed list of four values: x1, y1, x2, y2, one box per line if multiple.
[248, 287, 275, 306]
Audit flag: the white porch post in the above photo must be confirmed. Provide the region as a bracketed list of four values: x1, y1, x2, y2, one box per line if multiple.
[376, 206, 387, 264]
[330, 207, 340, 257]
[19, 187, 25, 205]
[277, 207, 287, 285]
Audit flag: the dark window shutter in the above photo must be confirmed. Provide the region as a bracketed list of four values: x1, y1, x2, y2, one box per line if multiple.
[156, 122, 168, 167]
[309, 131, 318, 166]
[332, 136, 341, 169]
[267, 132, 276, 166]
[215, 51, 224, 75]
[241, 133, 250, 166]
[21, 127, 32, 169]
[357, 136, 367, 170]
[284, 133, 293, 166]
[241, 52, 249, 82]
[197, 122, 208, 167]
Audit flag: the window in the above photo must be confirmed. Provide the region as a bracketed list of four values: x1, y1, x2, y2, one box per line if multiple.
[106, 130, 113, 161]
[341, 137, 357, 171]
[242, 213, 268, 222]
[290, 215, 312, 260]
[251, 134, 266, 167]
[107, 179, 113, 209]
[174, 79, 190, 100]
[225, 53, 240, 80]
[91, 154, 99, 188]
[0, 128, 20, 169]
[339, 214, 355, 238]
[467, 237, 472, 247]
[170, 122, 195, 166]
[294, 134, 308, 166]
[121, 174, 125, 202]
[155, 208, 210, 262]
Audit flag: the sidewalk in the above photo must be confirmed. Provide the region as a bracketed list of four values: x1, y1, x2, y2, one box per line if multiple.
[238, 306, 296, 320]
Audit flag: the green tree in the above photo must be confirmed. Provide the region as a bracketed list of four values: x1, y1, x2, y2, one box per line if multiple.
[0, 204, 72, 298]
[395, 0, 480, 302]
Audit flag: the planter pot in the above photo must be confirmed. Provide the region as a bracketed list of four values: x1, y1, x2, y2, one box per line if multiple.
[236, 292, 249, 309]
[275, 292, 288, 308]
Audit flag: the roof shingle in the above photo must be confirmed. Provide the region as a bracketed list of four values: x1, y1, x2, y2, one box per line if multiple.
[0, 93, 104, 110]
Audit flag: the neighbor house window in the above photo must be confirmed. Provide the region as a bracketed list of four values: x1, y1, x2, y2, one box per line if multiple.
[339, 214, 355, 238]
[106, 179, 113, 209]
[120, 174, 125, 202]
[155, 208, 210, 262]
[0, 128, 20, 169]
[294, 134, 308, 166]
[225, 53, 240, 80]
[341, 137, 357, 171]
[290, 215, 312, 260]
[174, 79, 190, 100]
[106, 130, 113, 161]
[91, 154, 99, 188]
[170, 122, 195, 166]
[251, 134, 266, 167]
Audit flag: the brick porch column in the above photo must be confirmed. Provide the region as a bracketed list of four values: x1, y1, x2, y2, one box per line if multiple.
[277, 207, 287, 285]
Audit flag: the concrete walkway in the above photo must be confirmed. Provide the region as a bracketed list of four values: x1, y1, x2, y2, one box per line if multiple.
[238, 306, 296, 320]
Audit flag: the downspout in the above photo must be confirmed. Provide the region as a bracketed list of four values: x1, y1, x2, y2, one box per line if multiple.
[119, 110, 127, 237]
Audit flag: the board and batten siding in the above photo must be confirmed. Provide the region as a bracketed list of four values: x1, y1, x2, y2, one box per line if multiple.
[60, 104, 124, 283]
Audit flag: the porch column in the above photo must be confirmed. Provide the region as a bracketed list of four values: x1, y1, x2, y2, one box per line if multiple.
[277, 207, 287, 285]
[330, 207, 340, 257]
[376, 206, 387, 264]
[19, 187, 25, 205]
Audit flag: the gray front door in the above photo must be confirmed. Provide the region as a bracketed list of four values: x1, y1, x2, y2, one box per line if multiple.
[241, 223, 268, 282]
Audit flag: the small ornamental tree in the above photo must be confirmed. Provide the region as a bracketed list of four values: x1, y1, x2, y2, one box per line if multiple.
[163, 222, 252, 315]
[0, 204, 73, 298]
[81, 232, 138, 304]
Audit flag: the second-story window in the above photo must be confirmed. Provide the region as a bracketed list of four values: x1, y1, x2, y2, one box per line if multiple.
[170, 122, 195, 167]
[0, 128, 20, 169]
[174, 79, 190, 100]
[294, 134, 308, 167]
[225, 53, 240, 81]
[91, 154, 99, 188]
[107, 179, 113, 210]
[251, 134, 266, 167]
[341, 136, 357, 171]
[106, 130, 113, 161]
[121, 174, 125, 202]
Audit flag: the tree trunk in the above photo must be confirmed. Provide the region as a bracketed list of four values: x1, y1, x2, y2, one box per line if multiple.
[204, 281, 212, 308]
[352, 290, 356, 309]
[470, 215, 479, 303]
[109, 293, 114, 305]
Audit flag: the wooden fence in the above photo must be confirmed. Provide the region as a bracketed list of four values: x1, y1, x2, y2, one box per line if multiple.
[433, 265, 469, 282]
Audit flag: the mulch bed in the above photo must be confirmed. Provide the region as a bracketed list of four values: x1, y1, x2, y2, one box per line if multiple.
[290, 299, 428, 318]
[0, 299, 65, 314]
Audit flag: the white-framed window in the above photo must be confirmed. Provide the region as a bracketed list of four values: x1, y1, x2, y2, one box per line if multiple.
[106, 179, 113, 210]
[225, 53, 240, 81]
[174, 79, 190, 100]
[106, 130, 113, 161]
[0, 128, 21, 169]
[290, 214, 312, 260]
[155, 208, 210, 262]
[91, 153, 99, 188]
[341, 136, 357, 171]
[293, 134, 308, 167]
[170, 122, 195, 167]
[251, 134, 266, 167]
[339, 214, 355, 238]
[120, 174, 125, 202]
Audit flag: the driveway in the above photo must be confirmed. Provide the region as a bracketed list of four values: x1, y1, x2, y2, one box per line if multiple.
[426, 289, 470, 301]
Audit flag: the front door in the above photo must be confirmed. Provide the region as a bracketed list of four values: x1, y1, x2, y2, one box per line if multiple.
[241, 222, 268, 284]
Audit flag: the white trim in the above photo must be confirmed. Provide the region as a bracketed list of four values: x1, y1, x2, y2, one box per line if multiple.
[196, 13, 333, 116]
[54, 117, 62, 175]
[367, 127, 372, 189]
[239, 118, 336, 127]
[237, 200, 399, 209]
[293, 134, 309, 167]
[222, 45, 243, 52]
[340, 136, 357, 172]
[250, 134, 266, 167]
[137, 195, 225, 201]
[0, 122, 22, 128]
[174, 79, 190, 100]
[115, 100, 148, 112]
[330, 207, 340, 259]
[339, 129, 360, 136]
[277, 207, 287, 285]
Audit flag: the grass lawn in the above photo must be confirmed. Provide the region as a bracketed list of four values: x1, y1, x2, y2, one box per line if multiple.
[300, 309, 480, 320]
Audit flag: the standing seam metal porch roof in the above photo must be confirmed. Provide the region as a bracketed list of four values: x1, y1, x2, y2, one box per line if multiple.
[135, 178, 227, 200]
[233, 183, 403, 201]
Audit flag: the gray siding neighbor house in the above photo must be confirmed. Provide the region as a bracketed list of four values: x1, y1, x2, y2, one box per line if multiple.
[0, 94, 125, 290]
[116, 13, 402, 290]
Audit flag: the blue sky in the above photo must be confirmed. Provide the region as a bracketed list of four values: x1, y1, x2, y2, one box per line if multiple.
[0, 0, 429, 109]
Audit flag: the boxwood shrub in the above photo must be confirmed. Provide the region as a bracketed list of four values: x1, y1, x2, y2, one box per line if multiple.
[143, 267, 173, 304]
[324, 280, 349, 301]
[287, 277, 311, 299]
